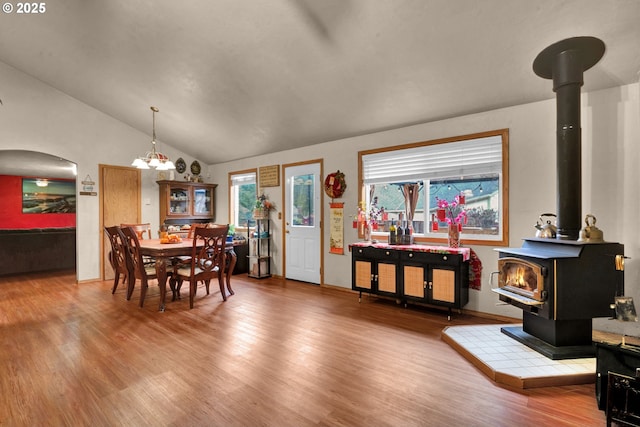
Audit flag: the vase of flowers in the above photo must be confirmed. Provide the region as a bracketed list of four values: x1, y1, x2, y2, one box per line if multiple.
[436, 195, 467, 248]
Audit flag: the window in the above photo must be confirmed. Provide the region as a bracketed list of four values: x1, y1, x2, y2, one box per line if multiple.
[229, 169, 257, 227]
[359, 129, 509, 246]
[291, 173, 315, 226]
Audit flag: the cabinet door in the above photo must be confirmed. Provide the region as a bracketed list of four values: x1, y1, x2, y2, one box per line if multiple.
[376, 262, 397, 294]
[193, 186, 213, 217]
[431, 268, 456, 303]
[404, 265, 426, 299]
[354, 259, 373, 290]
[168, 185, 191, 216]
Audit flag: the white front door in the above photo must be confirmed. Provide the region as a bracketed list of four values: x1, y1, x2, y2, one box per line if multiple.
[284, 162, 321, 284]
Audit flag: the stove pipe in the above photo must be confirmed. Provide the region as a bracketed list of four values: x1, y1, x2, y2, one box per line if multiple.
[532, 37, 605, 240]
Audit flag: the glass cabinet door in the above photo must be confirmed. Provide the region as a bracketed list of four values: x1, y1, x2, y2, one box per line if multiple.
[169, 186, 190, 216]
[193, 186, 212, 216]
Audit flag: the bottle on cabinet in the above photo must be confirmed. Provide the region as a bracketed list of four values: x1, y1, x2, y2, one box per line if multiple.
[396, 221, 404, 244]
[389, 220, 397, 244]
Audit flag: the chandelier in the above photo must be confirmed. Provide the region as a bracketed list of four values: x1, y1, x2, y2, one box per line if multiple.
[131, 106, 175, 170]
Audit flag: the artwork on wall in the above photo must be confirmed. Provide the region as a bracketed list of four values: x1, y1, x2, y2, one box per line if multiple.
[22, 178, 76, 213]
[329, 202, 344, 254]
[259, 165, 280, 187]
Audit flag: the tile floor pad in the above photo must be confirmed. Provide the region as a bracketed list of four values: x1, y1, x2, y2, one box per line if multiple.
[442, 324, 596, 388]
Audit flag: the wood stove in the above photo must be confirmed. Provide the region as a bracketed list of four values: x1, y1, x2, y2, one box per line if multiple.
[493, 36, 626, 359]
[494, 238, 624, 359]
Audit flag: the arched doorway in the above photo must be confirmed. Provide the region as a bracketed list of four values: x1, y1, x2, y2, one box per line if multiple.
[0, 150, 77, 276]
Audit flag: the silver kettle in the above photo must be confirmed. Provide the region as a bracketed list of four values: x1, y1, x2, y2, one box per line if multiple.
[535, 213, 557, 238]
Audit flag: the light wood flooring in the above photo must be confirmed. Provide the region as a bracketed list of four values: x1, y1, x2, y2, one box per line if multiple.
[0, 270, 605, 426]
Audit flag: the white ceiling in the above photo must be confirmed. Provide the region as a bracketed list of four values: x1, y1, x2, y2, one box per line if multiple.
[1, 0, 639, 164]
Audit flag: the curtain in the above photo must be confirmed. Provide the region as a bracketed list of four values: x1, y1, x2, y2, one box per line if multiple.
[401, 183, 421, 222]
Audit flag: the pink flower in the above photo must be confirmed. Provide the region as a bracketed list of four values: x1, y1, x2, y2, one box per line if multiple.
[436, 196, 467, 225]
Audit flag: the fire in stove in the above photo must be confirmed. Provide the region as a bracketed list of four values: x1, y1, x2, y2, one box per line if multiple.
[497, 258, 544, 302]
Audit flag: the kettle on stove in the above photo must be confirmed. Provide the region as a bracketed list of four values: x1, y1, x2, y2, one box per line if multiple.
[535, 213, 557, 238]
[578, 214, 604, 243]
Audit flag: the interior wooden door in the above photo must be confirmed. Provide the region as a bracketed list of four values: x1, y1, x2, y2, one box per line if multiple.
[100, 165, 141, 280]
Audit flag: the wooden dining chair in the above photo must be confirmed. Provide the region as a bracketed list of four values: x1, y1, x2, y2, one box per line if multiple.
[104, 225, 133, 298]
[121, 226, 160, 308]
[187, 223, 210, 239]
[173, 223, 211, 267]
[173, 225, 229, 308]
[120, 223, 152, 240]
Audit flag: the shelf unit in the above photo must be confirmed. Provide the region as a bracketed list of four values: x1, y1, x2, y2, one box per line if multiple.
[248, 218, 271, 278]
[157, 180, 217, 234]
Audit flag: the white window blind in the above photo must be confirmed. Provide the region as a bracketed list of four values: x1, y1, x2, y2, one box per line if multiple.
[231, 172, 256, 186]
[363, 135, 502, 184]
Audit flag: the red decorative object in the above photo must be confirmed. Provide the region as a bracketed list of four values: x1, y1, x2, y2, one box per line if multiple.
[324, 170, 346, 199]
[437, 208, 446, 222]
[469, 249, 482, 290]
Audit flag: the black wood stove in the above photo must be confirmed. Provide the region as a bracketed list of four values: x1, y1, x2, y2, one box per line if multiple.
[495, 238, 624, 359]
[493, 37, 625, 359]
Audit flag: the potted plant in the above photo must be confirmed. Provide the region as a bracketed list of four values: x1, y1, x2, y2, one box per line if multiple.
[253, 193, 274, 219]
[227, 224, 235, 242]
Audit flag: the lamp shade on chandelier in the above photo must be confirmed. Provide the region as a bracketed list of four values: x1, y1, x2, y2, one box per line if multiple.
[132, 106, 176, 170]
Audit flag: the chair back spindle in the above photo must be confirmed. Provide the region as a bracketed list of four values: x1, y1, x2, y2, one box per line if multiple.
[120, 223, 152, 240]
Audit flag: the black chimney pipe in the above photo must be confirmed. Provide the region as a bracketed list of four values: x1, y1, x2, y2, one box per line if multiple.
[532, 37, 605, 240]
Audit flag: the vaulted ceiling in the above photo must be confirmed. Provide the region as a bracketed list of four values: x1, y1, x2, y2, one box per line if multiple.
[1, 0, 638, 164]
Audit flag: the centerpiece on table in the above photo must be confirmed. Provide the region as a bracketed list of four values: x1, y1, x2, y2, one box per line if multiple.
[436, 195, 467, 248]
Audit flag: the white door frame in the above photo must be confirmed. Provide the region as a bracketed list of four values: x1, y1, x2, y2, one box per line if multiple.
[281, 159, 324, 285]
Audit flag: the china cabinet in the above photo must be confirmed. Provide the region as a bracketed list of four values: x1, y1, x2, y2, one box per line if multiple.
[157, 180, 217, 228]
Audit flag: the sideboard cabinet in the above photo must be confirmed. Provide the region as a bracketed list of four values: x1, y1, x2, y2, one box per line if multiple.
[158, 180, 217, 227]
[350, 243, 469, 319]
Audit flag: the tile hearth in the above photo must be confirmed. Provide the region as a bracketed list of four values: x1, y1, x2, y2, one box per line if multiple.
[442, 324, 596, 389]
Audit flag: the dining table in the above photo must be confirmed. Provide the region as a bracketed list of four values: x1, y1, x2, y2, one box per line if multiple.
[138, 238, 237, 311]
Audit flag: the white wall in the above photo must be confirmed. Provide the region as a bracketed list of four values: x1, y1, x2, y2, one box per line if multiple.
[209, 82, 640, 325]
[2, 58, 639, 329]
[0, 61, 195, 281]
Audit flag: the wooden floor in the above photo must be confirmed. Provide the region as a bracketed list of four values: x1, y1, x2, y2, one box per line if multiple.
[0, 270, 605, 427]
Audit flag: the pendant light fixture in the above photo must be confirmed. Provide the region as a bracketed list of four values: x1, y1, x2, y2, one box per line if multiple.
[132, 106, 175, 170]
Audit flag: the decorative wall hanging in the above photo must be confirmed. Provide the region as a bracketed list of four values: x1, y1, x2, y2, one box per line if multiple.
[329, 202, 344, 254]
[190, 160, 201, 176]
[259, 165, 280, 187]
[79, 175, 97, 196]
[324, 170, 346, 199]
[175, 158, 187, 174]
